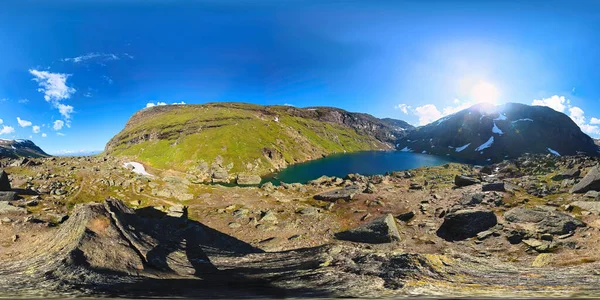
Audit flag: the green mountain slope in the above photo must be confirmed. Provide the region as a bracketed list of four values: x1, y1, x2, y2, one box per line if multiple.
[105, 103, 412, 181]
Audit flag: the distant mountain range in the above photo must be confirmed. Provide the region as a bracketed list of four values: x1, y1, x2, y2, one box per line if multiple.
[395, 102, 599, 163]
[0, 139, 49, 158]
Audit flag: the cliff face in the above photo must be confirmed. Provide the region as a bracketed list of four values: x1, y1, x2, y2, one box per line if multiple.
[105, 103, 413, 180]
[396, 103, 599, 164]
[0, 139, 49, 159]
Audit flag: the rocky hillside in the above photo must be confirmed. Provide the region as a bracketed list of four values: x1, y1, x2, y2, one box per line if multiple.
[595, 139, 600, 147]
[396, 103, 599, 164]
[0, 139, 49, 159]
[105, 103, 413, 181]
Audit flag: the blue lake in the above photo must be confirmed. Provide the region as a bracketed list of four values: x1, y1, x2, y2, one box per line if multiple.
[263, 151, 453, 184]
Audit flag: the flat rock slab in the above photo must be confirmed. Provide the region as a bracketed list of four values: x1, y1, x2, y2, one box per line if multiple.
[236, 174, 262, 185]
[570, 165, 600, 193]
[437, 209, 497, 241]
[455, 175, 480, 187]
[570, 201, 600, 214]
[482, 183, 506, 192]
[552, 169, 581, 181]
[0, 191, 17, 201]
[504, 207, 585, 235]
[314, 185, 361, 201]
[335, 214, 400, 244]
[0, 202, 26, 214]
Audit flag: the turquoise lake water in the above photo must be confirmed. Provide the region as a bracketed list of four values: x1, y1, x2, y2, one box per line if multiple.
[263, 151, 452, 184]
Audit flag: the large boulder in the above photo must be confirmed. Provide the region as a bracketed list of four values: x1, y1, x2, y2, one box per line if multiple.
[0, 191, 17, 201]
[236, 174, 262, 185]
[436, 209, 497, 241]
[454, 175, 480, 187]
[569, 201, 600, 214]
[0, 170, 10, 191]
[552, 169, 581, 181]
[570, 166, 600, 193]
[335, 214, 401, 244]
[0, 202, 26, 214]
[504, 207, 585, 235]
[314, 185, 361, 201]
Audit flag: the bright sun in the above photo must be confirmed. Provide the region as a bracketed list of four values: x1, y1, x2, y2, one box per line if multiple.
[471, 81, 499, 105]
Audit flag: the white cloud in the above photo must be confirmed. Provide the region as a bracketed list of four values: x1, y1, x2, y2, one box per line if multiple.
[29, 69, 76, 120]
[414, 104, 443, 125]
[394, 104, 411, 114]
[0, 126, 15, 135]
[29, 69, 76, 102]
[590, 117, 600, 125]
[172, 101, 186, 105]
[146, 102, 168, 108]
[57, 132, 66, 136]
[32, 125, 40, 133]
[442, 101, 474, 116]
[0, 119, 3, 125]
[566, 105, 600, 136]
[532, 95, 569, 113]
[41, 133, 47, 138]
[18, 98, 29, 103]
[53, 120, 65, 131]
[569, 107, 585, 126]
[16, 117, 32, 127]
[57, 104, 75, 120]
[61, 52, 121, 63]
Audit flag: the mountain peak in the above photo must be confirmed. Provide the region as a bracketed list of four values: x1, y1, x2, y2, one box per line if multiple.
[0, 139, 49, 158]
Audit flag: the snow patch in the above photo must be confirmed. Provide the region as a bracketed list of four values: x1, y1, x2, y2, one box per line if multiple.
[421, 150, 427, 154]
[455, 143, 471, 152]
[492, 122, 503, 135]
[474, 136, 494, 151]
[400, 147, 414, 152]
[511, 118, 534, 124]
[547, 148, 561, 156]
[123, 162, 154, 177]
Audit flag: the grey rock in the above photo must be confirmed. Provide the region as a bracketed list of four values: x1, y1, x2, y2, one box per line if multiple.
[584, 190, 600, 199]
[0, 191, 17, 201]
[335, 214, 401, 244]
[236, 174, 262, 185]
[364, 183, 377, 194]
[397, 211, 415, 221]
[314, 185, 361, 202]
[0, 170, 10, 191]
[167, 205, 187, 218]
[504, 207, 585, 235]
[570, 165, 600, 193]
[260, 210, 278, 223]
[570, 201, 600, 214]
[298, 207, 320, 215]
[460, 192, 485, 206]
[552, 169, 581, 181]
[260, 182, 275, 192]
[0, 202, 27, 214]
[436, 209, 497, 241]
[482, 182, 506, 192]
[454, 175, 480, 187]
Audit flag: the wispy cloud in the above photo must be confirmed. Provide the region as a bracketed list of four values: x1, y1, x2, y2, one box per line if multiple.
[394, 104, 411, 114]
[56, 132, 66, 136]
[145, 101, 186, 108]
[17, 117, 32, 127]
[29, 69, 77, 120]
[41, 133, 47, 138]
[0, 119, 3, 125]
[61, 52, 120, 63]
[18, 98, 29, 104]
[32, 125, 40, 133]
[0, 126, 15, 135]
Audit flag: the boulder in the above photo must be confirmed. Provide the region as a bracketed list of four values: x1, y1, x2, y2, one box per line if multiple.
[397, 211, 415, 222]
[211, 169, 229, 183]
[504, 207, 585, 235]
[569, 201, 600, 214]
[454, 175, 480, 187]
[0, 191, 17, 201]
[0, 202, 26, 214]
[0, 170, 10, 191]
[236, 174, 262, 185]
[436, 209, 497, 241]
[482, 182, 506, 192]
[570, 165, 600, 193]
[314, 185, 361, 201]
[335, 214, 401, 244]
[460, 192, 485, 206]
[552, 169, 581, 181]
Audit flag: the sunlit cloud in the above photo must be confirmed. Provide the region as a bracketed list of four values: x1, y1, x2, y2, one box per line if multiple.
[0, 126, 15, 135]
[17, 117, 32, 127]
[53, 120, 65, 131]
[29, 69, 76, 120]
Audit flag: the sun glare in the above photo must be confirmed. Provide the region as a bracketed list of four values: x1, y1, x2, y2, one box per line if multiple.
[471, 81, 499, 105]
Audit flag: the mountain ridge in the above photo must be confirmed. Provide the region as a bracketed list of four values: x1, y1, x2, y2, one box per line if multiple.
[0, 139, 49, 159]
[396, 102, 599, 163]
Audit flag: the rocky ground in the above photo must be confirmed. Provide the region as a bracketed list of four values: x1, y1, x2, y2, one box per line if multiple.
[2, 153, 600, 297]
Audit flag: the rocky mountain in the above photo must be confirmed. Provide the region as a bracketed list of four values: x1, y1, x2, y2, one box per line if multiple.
[0, 139, 49, 159]
[595, 139, 600, 147]
[105, 102, 413, 181]
[396, 103, 599, 164]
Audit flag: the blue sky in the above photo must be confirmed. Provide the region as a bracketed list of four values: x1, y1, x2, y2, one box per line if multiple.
[1, 0, 600, 154]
